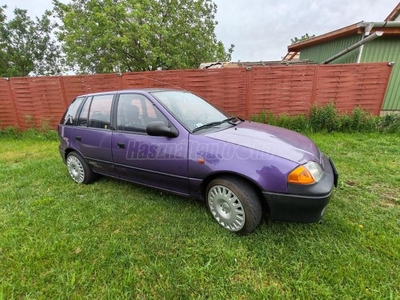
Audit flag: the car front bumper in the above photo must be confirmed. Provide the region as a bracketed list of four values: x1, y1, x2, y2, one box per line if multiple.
[263, 155, 338, 223]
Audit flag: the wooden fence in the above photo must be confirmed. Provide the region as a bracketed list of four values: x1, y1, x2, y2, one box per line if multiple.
[0, 62, 392, 129]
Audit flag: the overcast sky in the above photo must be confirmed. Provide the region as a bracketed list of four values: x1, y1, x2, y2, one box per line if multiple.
[4, 0, 400, 61]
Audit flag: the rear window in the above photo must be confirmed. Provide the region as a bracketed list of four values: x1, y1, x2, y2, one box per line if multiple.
[61, 97, 84, 125]
[76, 94, 114, 129]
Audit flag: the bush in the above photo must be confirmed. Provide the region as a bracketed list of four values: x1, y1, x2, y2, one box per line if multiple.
[0, 126, 21, 138]
[251, 103, 400, 134]
[378, 113, 400, 133]
[310, 103, 340, 132]
[0, 126, 58, 141]
[250, 111, 267, 123]
[0, 116, 57, 140]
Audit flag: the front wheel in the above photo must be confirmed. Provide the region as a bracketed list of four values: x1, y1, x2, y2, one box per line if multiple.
[206, 177, 262, 235]
[66, 152, 96, 184]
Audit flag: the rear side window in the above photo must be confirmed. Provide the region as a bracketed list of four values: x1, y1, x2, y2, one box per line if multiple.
[61, 97, 84, 125]
[88, 95, 113, 129]
[76, 95, 113, 129]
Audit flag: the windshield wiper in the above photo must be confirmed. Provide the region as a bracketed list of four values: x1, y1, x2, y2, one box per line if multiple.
[221, 116, 242, 125]
[192, 116, 243, 133]
[193, 121, 223, 133]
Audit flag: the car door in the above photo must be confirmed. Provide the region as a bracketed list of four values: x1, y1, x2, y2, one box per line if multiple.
[111, 92, 189, 196]
[72, 93, 116, 177]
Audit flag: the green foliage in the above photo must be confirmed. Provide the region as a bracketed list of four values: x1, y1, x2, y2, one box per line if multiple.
[251, 103, 400, 134]
[0, 126, 58, 141]
[0, 126, 20, 138]
[378, 113, 400, 133]
[0, 115, 57, 140]
[290, 33, 316, 45]
[255, 112, 310, 133]
[0, 5, 64, 77]
[250, 110, 267, 123]
[53, 0, 234, 73]
[310, 102, 340, 132]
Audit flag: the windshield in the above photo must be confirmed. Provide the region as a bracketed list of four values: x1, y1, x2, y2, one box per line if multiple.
[151, 90, 230, 132]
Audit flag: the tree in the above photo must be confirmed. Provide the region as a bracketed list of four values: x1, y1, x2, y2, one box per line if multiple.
[53, 0, 234, 73]
[291, 33, 315, 45]
[0, 5, 64, 77]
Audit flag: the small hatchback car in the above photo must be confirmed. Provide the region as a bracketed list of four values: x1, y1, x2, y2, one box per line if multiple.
[58, 88, 338, 234]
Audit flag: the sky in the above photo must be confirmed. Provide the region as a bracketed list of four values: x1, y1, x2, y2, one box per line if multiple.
[3, 0, 400, 61]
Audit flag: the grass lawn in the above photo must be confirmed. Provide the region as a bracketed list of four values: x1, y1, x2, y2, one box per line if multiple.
[0, 132, 399, 299]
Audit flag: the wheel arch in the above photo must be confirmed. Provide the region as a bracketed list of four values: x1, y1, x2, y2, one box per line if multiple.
[201, 171, 270, 214]
[64, 147, 83, 161]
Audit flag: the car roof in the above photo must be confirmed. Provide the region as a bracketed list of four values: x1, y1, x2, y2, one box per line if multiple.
[76, 88, 183, 98]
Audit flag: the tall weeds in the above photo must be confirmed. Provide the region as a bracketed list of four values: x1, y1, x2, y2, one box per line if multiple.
[250, 103, 400, 133]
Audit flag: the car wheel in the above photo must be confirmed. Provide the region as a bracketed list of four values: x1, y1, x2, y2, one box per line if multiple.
[206, 177, 262, 235]
[66, 152, 96, 184]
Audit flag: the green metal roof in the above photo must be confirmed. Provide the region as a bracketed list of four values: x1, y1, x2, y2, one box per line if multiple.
[299, 35, 361, 64]
[361, 37, 400, 110]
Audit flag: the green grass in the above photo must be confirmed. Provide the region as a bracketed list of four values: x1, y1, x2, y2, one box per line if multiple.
[1, 132, 399, 299]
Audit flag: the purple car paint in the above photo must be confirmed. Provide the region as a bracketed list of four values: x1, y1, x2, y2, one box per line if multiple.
[58, 88, 338, 235]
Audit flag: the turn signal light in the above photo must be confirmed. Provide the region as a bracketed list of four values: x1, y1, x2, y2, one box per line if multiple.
[287, 165, 315, 184]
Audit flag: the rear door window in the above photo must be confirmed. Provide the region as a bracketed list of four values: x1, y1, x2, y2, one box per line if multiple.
[76, 94, 113, 129]
[88, 95, 113, 129]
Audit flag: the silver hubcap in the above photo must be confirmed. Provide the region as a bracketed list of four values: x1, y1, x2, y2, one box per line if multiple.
[208, 185, 245, 232]
[67, 155, 85, 183]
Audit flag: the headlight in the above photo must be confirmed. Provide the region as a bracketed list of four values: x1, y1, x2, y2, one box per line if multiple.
[287, 161, 323, 185]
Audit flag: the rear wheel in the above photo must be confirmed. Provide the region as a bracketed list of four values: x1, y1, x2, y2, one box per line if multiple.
[206, 177, 262, 235]
[66, 152, 96, 184]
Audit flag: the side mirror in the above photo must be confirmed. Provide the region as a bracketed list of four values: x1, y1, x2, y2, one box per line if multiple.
[146, 121, 178, 138]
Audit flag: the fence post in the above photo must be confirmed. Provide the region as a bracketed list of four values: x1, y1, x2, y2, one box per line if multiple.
[181, 70, 185, 90]
[310, 65, 320, 108]
[245, 69, 251, 119]
[59, 76, 69, 109]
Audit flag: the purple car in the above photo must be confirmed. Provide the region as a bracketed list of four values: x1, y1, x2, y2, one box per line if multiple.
[58, 89, 338, 235]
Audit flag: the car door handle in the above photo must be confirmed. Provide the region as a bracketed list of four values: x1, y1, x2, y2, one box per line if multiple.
[76, 136, 81, 141]
[117, 142, 125, 149]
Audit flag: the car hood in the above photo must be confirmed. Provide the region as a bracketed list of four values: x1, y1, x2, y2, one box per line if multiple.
[205, 121, 321, 165]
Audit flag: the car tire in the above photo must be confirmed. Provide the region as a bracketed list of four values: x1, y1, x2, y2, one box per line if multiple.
[66, 152, 97, 184]
[206, 177, 262, 235]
